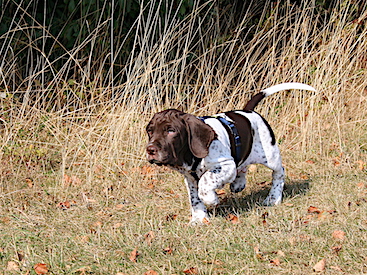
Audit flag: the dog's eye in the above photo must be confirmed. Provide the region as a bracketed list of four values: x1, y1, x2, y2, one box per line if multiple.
[166, 127, 176, 134]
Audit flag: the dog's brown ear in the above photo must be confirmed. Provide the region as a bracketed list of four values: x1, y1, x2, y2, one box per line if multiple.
[183, 114, 216, 158]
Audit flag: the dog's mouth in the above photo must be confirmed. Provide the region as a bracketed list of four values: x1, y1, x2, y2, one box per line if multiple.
[148, 159, 164, 166]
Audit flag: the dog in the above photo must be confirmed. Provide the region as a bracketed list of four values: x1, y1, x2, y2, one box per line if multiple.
[146, 83, 315, 223]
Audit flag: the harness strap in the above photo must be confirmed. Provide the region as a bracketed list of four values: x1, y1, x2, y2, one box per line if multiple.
[215, 117, 242, 164]
[198, 115, 242, 164]
[189, 116, 242, 181]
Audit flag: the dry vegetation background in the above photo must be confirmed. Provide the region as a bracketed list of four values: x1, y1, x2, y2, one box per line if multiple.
[1, 0, 367, 274]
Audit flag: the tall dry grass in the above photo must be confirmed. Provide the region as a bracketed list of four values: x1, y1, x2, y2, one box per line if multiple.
[2, 1, 365, 176]
[0, 0, 367, 274]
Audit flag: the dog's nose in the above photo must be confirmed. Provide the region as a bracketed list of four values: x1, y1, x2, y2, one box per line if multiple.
[146, 145, 158, 156]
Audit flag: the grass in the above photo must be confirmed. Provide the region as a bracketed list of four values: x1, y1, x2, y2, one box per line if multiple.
[1, 0, 367, 274]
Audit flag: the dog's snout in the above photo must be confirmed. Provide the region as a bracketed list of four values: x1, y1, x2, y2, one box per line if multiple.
[146, 144, 158, 156]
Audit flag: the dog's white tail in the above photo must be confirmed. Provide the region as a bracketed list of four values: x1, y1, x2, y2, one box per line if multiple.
[262, 82, 316, 96]
[244, 82, 316, 111]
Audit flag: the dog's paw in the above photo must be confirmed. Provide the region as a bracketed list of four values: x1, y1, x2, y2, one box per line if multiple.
[189, 209, 210, 225]
[230, 173, 247, 193]
[263, 195, 282, 206]
[188, 217, 210, 226]
[230, 182, 246, 193]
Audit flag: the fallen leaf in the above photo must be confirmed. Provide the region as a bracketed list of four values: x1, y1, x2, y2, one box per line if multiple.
[306, 160, 315, 164]
[356, 160, 366, 171]
[256, 181, 270, 186]
[308, 206, 321, 214]
[217, 189, 226, 195]
[140, 165, 156, 177]
[144, 270, 159, 275]
[144, 231, 155, 245]
[254, 246, 263, 260]
[226, 214, 239, 224]
[333, 158, 341, 167]
[183, 267, 198, 274]
[332, 230, 346, 240]
[129, 248, 139, 262]
[25, 178, 34, 188]
[357, 182, 365, 188]
[57, 200, 77, 210]
[166, 214, 178, 221]
[163, 247, 173, 254]
[63, 174, 72, 185]
[6, 261, 20, 271]
[313, 259, 326, 272]
[270, 258, 281, 266]
[331, 245, 342, 255]
[147, 182, 155, 189]
[300, 173, 309, 180]
[63, 174, 82, 185]
[34, 263, 48, 274]
[202, 217, 211, 225]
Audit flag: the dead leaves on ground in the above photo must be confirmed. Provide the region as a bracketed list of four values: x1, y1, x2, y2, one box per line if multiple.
[6, 250, 49, 274]
[6, 261, 20, 272]
[313, 258, 326, 272]
[34, 263, 48, 274]
[294, 205, 337, 226]
[305, 151, 366, 171]
[226, 213, 240, 224]
[144, 231, 155, 246]
[313, 258, 344, 273]
[254, 245, 285, 267]
[56, 200, 77, 210]
[129, 248, 139, 263]
[183, 267, 199, 274]
[332, 230, 346, 241]
[63, 174, 82, 186]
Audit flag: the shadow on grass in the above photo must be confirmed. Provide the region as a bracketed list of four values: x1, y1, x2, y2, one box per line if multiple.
[211, 179, 311, 217]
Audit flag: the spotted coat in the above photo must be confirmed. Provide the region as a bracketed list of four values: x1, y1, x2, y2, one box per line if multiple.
[146, 83, 316, 224]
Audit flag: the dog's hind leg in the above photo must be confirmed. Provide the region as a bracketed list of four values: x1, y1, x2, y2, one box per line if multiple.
[262, 148, 285, 206]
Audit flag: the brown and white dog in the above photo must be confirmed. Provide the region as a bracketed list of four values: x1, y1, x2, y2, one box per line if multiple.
[146, 83, 315, 223]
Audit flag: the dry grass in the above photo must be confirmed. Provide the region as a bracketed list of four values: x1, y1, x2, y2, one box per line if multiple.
[1, 0, 367, 274]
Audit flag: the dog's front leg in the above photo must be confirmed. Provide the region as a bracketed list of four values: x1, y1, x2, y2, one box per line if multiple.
[184, 177, 208, 224]
[198, 160, 237, 206]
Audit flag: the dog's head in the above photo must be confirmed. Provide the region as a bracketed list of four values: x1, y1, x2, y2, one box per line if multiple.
[146, 109, 216, 166]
